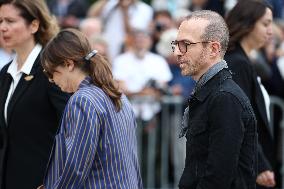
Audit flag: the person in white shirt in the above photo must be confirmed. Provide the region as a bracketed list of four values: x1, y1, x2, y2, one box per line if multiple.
[113, 29, 172, 121]
[88, 0, 153, 61]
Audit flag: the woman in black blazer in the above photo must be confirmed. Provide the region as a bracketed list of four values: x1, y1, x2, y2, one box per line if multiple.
[0, 0, 69, 188]
[224, 1, 276, 188]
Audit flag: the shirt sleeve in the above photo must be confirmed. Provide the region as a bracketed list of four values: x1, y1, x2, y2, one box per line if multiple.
[53, 95, 101, 189]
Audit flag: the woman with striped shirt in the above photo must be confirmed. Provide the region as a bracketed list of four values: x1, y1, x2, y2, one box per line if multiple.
[38, 28, 142, 189]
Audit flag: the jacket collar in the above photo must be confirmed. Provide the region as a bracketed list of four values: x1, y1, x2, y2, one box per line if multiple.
[7, 44, 42, 77]
[193, 68, 232, 102]
[194, 60, 228, 92]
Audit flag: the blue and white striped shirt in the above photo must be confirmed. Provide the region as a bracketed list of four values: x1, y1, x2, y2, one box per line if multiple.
[44, 77, 142, 189]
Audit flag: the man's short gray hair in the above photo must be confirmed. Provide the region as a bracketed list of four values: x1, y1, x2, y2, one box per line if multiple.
[185, 10, 229, 57]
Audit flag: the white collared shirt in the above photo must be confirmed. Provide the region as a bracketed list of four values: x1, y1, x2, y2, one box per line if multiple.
[4, 44, 42, 123]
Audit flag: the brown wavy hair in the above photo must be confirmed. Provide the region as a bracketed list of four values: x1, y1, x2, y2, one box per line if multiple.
[0, 0, 59, 46]
[225, 0, 272, 51]
[41, 28, 122, 111]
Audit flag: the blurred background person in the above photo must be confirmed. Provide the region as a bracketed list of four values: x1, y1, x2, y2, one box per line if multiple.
[0, 0, 69, 188]
[47, 0, 89, 28]
[112, 29, 172, 121]
[78, 17, 102, 40]
[224, 0, 277, 188]
[88, 0, 153, 61]
[149, 10, 175, 54]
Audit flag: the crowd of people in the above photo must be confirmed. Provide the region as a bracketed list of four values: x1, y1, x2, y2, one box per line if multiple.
[0, 0, 284, 188]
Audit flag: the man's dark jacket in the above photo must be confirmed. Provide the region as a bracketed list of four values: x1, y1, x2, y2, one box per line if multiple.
[179, 68, 257, 189]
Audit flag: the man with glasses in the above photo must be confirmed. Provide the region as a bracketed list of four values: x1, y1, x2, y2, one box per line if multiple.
[173, 10, 258, 189]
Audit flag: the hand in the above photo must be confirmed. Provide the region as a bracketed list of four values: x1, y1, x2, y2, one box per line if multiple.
[37, 185, 45, 189]
[256, 170, 276, 187]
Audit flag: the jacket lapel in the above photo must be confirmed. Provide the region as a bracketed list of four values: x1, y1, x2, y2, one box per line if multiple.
[0, 72, 13, 127]
[6, 56, 40, 125]
[255, 80, 271, 135]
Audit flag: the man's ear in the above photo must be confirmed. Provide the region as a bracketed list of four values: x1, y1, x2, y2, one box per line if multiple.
[210, 41, 221, 58]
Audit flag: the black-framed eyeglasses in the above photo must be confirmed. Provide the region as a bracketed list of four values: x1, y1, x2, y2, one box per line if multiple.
[171, 40, 210, 54]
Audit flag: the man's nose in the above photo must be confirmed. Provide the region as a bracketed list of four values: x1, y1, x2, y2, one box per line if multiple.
[173, 45, 182, 57]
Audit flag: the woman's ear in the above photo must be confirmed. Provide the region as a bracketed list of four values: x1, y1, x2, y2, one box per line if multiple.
[65, 59, 75, 71]
[30, 19, 39, 34]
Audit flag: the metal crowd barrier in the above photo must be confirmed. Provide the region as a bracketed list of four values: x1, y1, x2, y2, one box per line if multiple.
[132, 95, 185, 189]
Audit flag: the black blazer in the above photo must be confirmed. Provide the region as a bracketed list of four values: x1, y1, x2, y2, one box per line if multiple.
[225, 44, 275, 174]
[0, 53, 69, 189]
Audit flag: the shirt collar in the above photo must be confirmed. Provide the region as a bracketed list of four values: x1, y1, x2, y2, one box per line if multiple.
[193, 60, 231, 102]
[7, 43, 42, 76]
[194, 60, 228, 94]
[79, 76, 92, 89]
